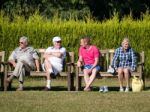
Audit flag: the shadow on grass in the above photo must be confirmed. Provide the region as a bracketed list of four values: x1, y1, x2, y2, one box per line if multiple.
[80, 86, 150, 92]
[91, 86, 120, 92]
[144, 86, 150, 91]
[2, 86, 150, 92]
[5, 86, 68, 91]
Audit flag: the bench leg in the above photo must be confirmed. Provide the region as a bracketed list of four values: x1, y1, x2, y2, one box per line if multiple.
[78, 77, 82, 90]
[76, 76, 82, 91]
[70, 73, 74, 90]
[67, 72, 74, 91]
[67, 64, 75, 91]
[0, 72, 4, 90]
[4, 65, 10, 91]
[142, 73, 145, 90]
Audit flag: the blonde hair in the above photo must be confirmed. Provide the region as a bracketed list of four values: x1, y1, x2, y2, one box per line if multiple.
[121, 37, 130, 46]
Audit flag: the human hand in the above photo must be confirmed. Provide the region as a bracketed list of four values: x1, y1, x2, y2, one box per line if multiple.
[77, 61, 82, 67]
[89, 69, 93, 74]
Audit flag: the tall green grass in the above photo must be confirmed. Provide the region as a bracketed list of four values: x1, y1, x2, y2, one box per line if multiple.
[0, 12, 150, 76]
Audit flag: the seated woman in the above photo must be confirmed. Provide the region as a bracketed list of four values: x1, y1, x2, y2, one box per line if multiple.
[111, 37, 137, 92]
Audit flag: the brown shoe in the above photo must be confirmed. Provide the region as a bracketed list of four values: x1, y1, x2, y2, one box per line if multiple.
[43, 87, 51, 91]
[5, 78, 12, 87]
[16, 87, 23, 91]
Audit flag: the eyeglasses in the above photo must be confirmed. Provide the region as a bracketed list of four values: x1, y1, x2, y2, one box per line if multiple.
[19, 42, 24, 44]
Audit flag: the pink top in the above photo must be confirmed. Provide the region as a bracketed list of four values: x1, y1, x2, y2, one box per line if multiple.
[79, 45, 100, 65]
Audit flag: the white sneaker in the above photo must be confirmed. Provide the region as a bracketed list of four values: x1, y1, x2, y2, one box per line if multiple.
[119, 87, 124, 92]
[125, 87, 129, 92]
[99, 86, 104, 92]
[103, 86, 108, 92]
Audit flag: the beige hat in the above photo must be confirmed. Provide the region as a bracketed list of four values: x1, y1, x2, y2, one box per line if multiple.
[52, 36, 61, 42]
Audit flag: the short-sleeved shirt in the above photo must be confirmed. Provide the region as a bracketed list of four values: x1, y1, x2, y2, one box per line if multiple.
[79, 45, 100, 65]
[8, 46, 39, 66]
[111, 47, 137, 71]
[45, 46, 66, 65]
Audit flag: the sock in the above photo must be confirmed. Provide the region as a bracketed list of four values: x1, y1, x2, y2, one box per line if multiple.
[46, 80, 51, 89]
[19, 81, 23, 88]
[120, 86, 123, 89]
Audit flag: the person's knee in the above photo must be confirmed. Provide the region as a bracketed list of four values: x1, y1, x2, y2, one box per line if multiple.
[83, 69, 88, 73]
[118, 68, 123, 74]
[123, 68, 130, 75]
[44, 60, 49, 65]
[92, 68, 97, 74]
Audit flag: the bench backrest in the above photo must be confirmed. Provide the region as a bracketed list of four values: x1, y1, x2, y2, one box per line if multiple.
[0, 51, 5, 62]
[100, 49, 144, 72]
[36, 49, 74, 71]
[0, 51, 5, 71]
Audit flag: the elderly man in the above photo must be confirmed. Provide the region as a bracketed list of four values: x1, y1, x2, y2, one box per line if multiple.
[6, 36, 40, 91]
[43, 36, 66, 91]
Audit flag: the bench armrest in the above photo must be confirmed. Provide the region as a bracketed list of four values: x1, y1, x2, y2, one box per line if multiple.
[137, 62, 144, 66]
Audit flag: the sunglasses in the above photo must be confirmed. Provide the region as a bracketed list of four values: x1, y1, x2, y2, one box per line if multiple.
[56, 41, 61, 43]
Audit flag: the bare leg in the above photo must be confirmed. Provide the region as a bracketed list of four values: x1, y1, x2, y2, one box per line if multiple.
[118, 68, 124, 88]
[44, 60, 53, 80]
[83, 69, 90, 87]
[43, 59, 53, 90]
[85, 68, 97, 89]
[123, 68, 130, 88]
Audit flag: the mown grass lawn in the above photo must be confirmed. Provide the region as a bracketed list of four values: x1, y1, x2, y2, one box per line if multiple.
[0, 77, 150, 112]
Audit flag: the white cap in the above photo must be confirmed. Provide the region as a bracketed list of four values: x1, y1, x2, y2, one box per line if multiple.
[52, 36, 61, 42]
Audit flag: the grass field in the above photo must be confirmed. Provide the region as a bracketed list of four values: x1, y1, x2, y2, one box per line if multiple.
[0, 77, 150, 112]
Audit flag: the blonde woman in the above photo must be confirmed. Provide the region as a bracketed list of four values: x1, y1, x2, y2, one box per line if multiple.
[111, 38, 137, 92]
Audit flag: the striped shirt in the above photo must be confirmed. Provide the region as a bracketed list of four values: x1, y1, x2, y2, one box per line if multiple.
[111, 47, 137, 71]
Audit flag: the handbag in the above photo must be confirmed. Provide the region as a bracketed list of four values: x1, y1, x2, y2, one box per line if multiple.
[132, 75, 143, 92]
[107, 65, 115, 74]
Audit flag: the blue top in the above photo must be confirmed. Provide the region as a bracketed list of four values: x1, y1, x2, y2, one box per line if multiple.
[111, 47, 137, 71]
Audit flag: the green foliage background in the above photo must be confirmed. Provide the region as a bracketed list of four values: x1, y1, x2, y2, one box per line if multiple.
[0, 12, 150, 76]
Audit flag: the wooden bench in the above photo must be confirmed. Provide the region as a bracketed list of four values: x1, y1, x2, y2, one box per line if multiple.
[4, 49, 75, 91]
[0, 51, 5, 90]
[75, 49, 145, 91]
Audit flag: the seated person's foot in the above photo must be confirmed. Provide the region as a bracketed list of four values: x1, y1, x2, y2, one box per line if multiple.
[119, 87, 124, 92]
[43, 87, 51, 91]
[6, 78, 11, 83]
[125, 87, 129, 92]
[84, 87, 91, 91]
[5, 76, 13, 86]
[6, 74, 14, 83]
[16, 87, 23, 91]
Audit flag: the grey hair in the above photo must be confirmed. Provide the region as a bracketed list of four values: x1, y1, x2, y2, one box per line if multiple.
[20, 36, 29, 44]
